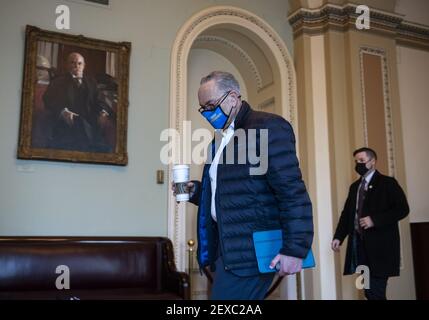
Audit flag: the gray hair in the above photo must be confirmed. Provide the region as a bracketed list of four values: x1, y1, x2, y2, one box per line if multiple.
[200, 71, 240, 95]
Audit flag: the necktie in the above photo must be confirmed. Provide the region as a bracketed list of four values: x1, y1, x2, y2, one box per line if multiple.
[74, 77, 82, 87]
[355, 179, 367, 234]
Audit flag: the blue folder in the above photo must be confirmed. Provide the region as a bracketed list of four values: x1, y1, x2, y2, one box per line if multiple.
[253, 229, 316, 273]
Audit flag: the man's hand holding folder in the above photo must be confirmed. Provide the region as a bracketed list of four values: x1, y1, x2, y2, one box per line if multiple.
[253, 229, 315, 274]
[269, 254, 303, 276]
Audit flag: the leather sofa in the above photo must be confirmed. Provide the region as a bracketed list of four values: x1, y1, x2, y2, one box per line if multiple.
[0, 236, 189, 300]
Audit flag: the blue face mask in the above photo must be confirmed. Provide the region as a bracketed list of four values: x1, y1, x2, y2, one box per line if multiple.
[199, 91, 232, 129]
[200, 105, 230, 130]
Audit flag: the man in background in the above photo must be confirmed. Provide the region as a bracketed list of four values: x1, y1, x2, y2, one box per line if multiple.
[332, 147, 409, 300]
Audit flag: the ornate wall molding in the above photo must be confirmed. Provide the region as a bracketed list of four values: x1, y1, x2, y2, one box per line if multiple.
[258, 97, 275, 110]
[288, 3, 429, 50]
[359, 46, 396, 177]
[168, 6, 297, 273]
[194, 35, 263, 90]
[397, 21, 429, 51]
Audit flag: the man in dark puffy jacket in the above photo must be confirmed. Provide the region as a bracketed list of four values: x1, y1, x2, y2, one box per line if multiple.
[184, 71, 313, 300]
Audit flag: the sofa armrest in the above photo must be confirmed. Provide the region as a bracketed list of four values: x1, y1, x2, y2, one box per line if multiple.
[164, 270, 190, 300]
[160, 238, 190, 300]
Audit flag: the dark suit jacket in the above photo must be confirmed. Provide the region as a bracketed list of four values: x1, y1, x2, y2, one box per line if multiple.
[43, 73, 106, 151]
[44, 73, 102, 120]
[334, 170, 409, 277]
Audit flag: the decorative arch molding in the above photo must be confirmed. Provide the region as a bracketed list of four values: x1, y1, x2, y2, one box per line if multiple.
[168, 5, 298, 271]
[194, 35, 263, 90]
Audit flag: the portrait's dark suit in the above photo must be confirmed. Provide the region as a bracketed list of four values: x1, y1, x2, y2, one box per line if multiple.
[334, 170, 409, 299]
[43, 73, 109, 152]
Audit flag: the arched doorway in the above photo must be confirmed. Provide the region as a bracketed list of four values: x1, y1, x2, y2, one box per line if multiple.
[168, 6, 298, 299]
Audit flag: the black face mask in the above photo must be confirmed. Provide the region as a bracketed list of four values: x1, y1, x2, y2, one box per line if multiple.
[355, 162, 369, 176]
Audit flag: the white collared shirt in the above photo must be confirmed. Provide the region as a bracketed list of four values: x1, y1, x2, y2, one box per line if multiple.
[209, 121, 235, 222]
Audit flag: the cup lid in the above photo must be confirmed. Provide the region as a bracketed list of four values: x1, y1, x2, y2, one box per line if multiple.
[173, 164, 190, 170]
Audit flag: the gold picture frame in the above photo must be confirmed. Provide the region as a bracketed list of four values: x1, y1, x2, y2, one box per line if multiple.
[17, 25, 131, 165]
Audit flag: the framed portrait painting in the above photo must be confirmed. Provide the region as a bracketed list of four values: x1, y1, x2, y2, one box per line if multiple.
[17, 25, 131, 165]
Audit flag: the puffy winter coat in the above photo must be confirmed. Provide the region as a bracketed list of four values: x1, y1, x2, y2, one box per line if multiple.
[190, 101, 313, 276]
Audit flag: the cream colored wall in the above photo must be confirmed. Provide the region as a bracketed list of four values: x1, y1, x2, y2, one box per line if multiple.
[396, 0, 429, 224]
[295, 33, 338, 300]
[324, 30, 358, 300]
[397, 46, 429, 224]
[309, 34, 338, 300]
[0, 0, 293, 237]
[295, 34, 317, 300]
[396, 0, 429, 26]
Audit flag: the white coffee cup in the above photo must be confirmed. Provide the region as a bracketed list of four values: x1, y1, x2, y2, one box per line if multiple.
[172, 164, 190, 202]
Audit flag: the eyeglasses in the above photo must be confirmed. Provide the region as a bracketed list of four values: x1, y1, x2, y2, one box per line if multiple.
[198, 90, 231, 113]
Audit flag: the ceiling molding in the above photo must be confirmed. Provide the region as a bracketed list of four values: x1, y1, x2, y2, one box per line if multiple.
[288, 3, 429, 50]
